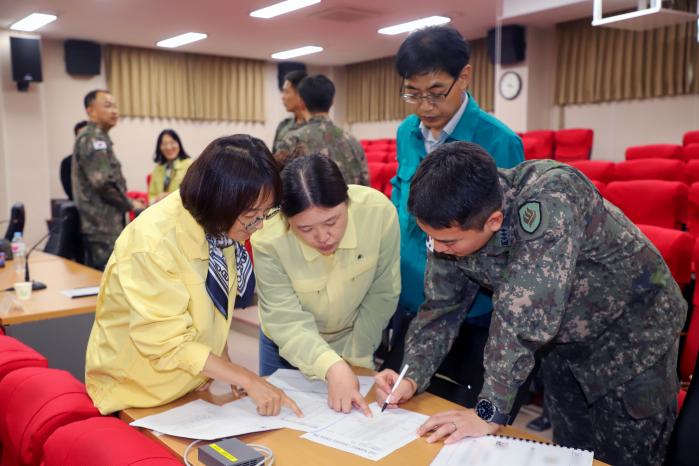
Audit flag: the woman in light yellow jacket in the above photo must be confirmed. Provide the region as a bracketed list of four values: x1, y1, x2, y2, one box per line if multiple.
[85, 135, 301, 417]
[252, 154, 401, 416]
[148, 129, 193, 204]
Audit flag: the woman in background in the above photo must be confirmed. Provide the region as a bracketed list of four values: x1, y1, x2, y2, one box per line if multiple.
[252, 154, 400, 416]
[149, 129, 192, 204]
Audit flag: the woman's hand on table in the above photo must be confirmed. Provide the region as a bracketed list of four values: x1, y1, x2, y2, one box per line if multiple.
[326, 360, 372, 417]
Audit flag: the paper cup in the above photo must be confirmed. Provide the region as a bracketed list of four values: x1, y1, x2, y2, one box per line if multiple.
[14, 282, 32, 301]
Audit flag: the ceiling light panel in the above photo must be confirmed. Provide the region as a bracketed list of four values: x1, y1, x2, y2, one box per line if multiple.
[251, 0, 321, 19]
[10, 13, 57, 32]
[156, 32, 207, 48]
[271, 45, 323, 59]
[378, 15, 451, 35]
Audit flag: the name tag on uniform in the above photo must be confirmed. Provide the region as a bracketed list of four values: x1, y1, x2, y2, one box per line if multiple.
[426, 235, 434, 252]
[92, 140, 107, 150]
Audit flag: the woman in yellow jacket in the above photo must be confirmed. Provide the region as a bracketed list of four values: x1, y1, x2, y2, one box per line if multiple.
[252, 154, 401, 416]
[85, 135, 301, 417]
[148, 129, 193, 204]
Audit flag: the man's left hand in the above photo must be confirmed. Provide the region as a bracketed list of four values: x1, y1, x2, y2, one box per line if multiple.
[417, 409, 500, 444]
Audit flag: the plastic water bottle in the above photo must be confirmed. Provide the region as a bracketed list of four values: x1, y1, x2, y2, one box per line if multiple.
[11, 232, 26, 277]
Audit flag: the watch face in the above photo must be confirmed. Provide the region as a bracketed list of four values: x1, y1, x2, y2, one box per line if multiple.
[499, 71, 522, 100]
[476, 399, 495, 422]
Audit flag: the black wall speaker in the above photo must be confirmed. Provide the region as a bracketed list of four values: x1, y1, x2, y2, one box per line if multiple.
[487, 25, 526, 65]
[10, 37, 42, 92]
[277, 62, 307, 90]
[64, 40, 101, 76]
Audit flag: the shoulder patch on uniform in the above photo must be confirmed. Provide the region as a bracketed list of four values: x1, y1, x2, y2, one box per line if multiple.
[92, 140, 107, 151]
[518, 202, 541, 234]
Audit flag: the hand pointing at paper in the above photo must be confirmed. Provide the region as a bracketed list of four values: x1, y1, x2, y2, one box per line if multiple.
[326, 360, 372, 417]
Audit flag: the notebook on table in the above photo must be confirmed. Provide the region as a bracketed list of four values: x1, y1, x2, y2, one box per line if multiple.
[431, 434, 594, 466]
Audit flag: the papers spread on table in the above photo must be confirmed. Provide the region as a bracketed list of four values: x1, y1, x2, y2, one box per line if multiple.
[430, 435, 594, 466]
[301, 402, 428, 462]
[267, 368, 375, 396]
[60, 286, 99, 298]
[130, 399, 285, 440]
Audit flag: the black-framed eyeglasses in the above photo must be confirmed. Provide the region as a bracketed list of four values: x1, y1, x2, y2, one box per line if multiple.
[238, 206, 281, 232]
[400, 78, 458, 105]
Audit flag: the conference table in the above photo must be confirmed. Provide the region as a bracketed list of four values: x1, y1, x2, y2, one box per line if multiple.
[122, 370, 610, 466]
[0, 251, 102, 325]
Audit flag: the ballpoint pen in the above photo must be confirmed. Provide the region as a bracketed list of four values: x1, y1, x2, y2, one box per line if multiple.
[381, 364, 409, 413]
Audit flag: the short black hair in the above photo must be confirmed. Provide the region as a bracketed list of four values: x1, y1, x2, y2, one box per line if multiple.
[395, 26, 471, 79]
[409, 141, 502, 230]
[153, 129, 190, 164]
[84, 89, 110, 109]
[284, 70, 307, 89]
[298, 75, 335, 113]
[280, 153, 348, 218]
[180, 135, 281, 235]
[73, 120, 88, 136]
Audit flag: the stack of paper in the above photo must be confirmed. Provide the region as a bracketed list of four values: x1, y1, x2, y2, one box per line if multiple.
[267, 368, 375, 396]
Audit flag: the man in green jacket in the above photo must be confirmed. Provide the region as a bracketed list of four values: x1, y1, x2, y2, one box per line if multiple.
[386, 26, 524, 409]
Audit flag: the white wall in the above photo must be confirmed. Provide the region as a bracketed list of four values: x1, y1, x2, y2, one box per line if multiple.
[562, 94, 699, 161]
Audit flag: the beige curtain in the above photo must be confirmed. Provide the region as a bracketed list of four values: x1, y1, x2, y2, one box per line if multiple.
[345, 37, 494, 123]
[106, 45, 265, 122]
[555, 17, 699, 105]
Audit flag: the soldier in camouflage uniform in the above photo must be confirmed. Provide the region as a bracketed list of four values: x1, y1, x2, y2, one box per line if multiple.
[272, 70, 308, 153]
[72, 90, 141, 270]
[274, 75, 369, 186]
[375, 141, 685, 466]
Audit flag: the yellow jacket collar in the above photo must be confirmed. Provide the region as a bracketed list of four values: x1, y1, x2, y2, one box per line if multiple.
[174, 193, 209, 261]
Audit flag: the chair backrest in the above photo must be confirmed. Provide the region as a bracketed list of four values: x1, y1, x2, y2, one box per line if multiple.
[687, 183, 699, 237]
[686, 160, 699, 184]
[624, 144, 683, 161]
[605, 180, 688, 229]
[0, 367, 100, 466]
[367, 162, 386, 192]
[590, 180, 607, 198]
[665, 355, 699, 466]
[0, 335, 48, 384]
[636, 224, 694, 288]
[683, 130, 699, 146]
[365, 150, 388, 163]
[522, 130, 555, 159]
[682, 143, 699, 162]
[553, 128, 593, 162]
[614, 159, 687, 183]
[42, 417, 181, 466]
[568, 160, 616, 183]
[4, 202, 25, 241]
[43, 202, 85, 264]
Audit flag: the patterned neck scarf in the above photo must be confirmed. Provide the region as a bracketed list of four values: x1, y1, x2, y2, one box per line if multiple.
[205, 234, 253, 319]
[163, 162, 174, 192]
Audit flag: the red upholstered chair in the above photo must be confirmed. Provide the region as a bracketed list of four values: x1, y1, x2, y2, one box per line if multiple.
[521, 137, 539, 160]
[41, 417, 180, 466]
[0, 367, 100, 466]
[684, 130, 699, 146]
[367, 162, 386, 192]
[0, 335, 48, 384]
[613, 159, 687, 183]
[624, 144, 683, 161]
[365, 151, 388, 163]
[678, 388, 687, 411]
[687, 183, 699, 237]
[590, 180, 607, 198]
[636, 225, 694, 289]
[605, 180, 688, 229]
[683, 144, 699, 162]
[522, 130, 554, 159]
[382, 163, 398, 198]
[553, 128, 593, 162]
[687, 161, 699, 185]
[568, 160, 616, 183]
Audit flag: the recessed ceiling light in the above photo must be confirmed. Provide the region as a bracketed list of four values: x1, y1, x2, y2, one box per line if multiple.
[250, 0, 321, 19]
[10, 13, 57, 32]
[271, 45, 323, 60]
[378, 16, 451, 35]
[156, 32, 207, 48]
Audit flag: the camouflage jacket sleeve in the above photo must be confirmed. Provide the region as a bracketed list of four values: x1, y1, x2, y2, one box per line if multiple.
[481, 184, 586, 414]
[403, 250, 480, 392]
[352, 140, 370, 187]
[273, 133, 301, 169]
[75, 136, 132, 212]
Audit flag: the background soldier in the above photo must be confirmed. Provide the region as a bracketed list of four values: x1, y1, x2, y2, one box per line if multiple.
[375, 141, 685, 466]
[274, 74, 369, 186]
[272, 70, 308, 153]
[72, 89, 143, 270]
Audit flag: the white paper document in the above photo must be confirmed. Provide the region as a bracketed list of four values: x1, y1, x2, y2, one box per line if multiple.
[301, 402, 428, 461]
[130, 399, 285, 440]
[268, 368, 375, 396]
[275, 391, 347, 432]
[60, 286, 99, 298]
[430, 435, 594, 466]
